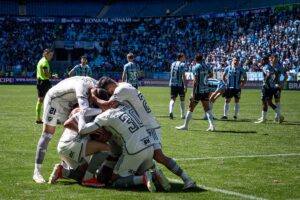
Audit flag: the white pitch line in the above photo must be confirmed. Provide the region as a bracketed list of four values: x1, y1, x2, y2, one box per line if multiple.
[174, 153, 300, 161]
[169, 178, 267, 200]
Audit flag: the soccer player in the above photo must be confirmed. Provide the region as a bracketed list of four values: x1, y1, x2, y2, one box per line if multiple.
[176, 54, 215, 131]
[122, 52, 140, 89]
[221, 55, 247, 120]
[94, 77, 195, 190]
[33, 76, 101, 184]
[77, 92, 157, 192]
[270, 53, 287, 122]
[255, 55, 283, 123]
[68, 55, 92, 77]
[48, 106, 111, 188]
[35, 48, 54, 124]
[169, 53, 187, 119]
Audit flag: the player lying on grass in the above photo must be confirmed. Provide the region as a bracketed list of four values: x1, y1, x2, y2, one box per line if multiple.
[94, 77, 195, 190]
[48, 106, 111, 188]
[33, 76, 102, 184]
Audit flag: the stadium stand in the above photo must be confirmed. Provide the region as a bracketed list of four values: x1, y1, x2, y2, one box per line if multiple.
[0, 0, 299, 79]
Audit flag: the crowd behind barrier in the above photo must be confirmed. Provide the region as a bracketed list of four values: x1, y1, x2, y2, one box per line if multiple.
[0, 7, 299, 80]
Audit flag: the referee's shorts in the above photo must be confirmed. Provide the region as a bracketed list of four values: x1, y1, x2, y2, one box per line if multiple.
[37, 79, 52, 98]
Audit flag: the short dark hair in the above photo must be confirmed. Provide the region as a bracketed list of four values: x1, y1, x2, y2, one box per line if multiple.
[195, 54, 203, 62]
[127, 53, 134, 60]
[177, 53, 185, 60]
[43, 48, 53, 56]
[97, 76, 116, 89]
[95, 88, 110, 101]
[81, 55, 88, 59]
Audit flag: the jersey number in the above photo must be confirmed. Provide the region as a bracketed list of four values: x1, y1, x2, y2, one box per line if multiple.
[49, 107, 56, 115]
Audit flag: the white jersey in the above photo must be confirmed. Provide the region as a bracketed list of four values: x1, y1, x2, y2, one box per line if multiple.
[47, 76, 97, 110]
[110, 82, 160, 130]
[93, 105, 153, 155]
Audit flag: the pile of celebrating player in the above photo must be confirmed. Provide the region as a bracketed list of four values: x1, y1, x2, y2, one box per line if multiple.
[33, 51, 287, 192]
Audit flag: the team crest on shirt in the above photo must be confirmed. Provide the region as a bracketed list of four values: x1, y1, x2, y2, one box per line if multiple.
[48, 116, 53, 121]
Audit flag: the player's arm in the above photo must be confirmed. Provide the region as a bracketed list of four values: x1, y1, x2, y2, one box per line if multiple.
[68, 66, 76, 77]
[182, 69, 187, 93]
[241, 71, 247, 88]
[222, 68, 228, 82]
[121, 65, 127, 82]
[90, 90, 117, 111]
[42, 66, 50, 79]
[77, 111, 102, 135]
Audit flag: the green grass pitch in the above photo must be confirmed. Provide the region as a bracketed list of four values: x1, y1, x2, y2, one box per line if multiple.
[0, 84, 299, 200]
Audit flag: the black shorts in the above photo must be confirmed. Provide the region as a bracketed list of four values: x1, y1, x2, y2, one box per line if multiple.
[224, 88, 241, 99]
[170, 86, 185, 99]
[273, 87, 281, 99]
[261, 87, 275, 101]
[37, 79, 52, 98]
[192, 92, 209, 102]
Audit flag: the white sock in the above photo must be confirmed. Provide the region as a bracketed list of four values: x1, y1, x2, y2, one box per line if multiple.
[274, 107, 281, 117]
[275, 103, 280, 118]
[184, 111, 193, 127]
[180, 101, 185, 117]
[35, 163, 42, 172]
[169, 99, 175, 114]
[224, 103, 229, 116]
[262, 111, 267, 120]
[206, 110, 214, 127]
[234, 103, 240, 117]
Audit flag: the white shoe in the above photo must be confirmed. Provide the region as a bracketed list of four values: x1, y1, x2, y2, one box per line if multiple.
[206, 126, 215, 131]
[143, 171, 156, 192]
[33, 170, 46, 183]
[183, 179, 196, 190]
[254, 118, 266, 124]
[48, 163, 63, 184]
[154, 169, 171, 191]
[175, 125, 188, 130]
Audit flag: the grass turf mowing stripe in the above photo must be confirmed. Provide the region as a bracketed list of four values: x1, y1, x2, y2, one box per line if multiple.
[174, 153, 300, 161]
[169, 178, 267, 200]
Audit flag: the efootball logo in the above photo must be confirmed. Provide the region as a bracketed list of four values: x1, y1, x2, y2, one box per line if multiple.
[48, 117, 53, 121]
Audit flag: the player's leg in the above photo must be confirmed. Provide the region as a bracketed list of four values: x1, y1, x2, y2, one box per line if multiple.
[222, 89, 231, 119]
[233, 89, 241, 120]
[153, 148, 195, 190]
[36, 97, 44, 124]
[169, 86, 177, 119]
[179, 95, 186, 119]
[36, 79, 51, 124]
[176, 97, 198, 130]
[274, 88, 284, 123]
[111, 148, 156, 192]
[201, 97, 214, 131]
[33, 124, 56, 183]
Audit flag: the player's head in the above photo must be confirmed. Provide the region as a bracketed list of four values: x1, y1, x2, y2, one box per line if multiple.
[232, 55, 240, 67]
[261, 54, 270, 65]
[127, 53, 134, 62]
[177, 53, 185, 61]
[195, 54, 203, 63]
[94, 88, 110, 101]
[270, 53, 279, 66]
[80, 55, 88, 65]
[43, 48, 54, 61]
[97, 76, 117, 95]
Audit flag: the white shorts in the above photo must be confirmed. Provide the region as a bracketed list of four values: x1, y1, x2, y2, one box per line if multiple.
[57, 135, 89, 169]
[43, 94, 74, 126]
[147, 128, 162, 150]
[113, 146, 154, 177]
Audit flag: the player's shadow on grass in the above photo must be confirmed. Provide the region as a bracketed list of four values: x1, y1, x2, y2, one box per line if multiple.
[105, 183, 206, 193]
[279, 121, 300, 126]
[213, 130, 257, 134]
